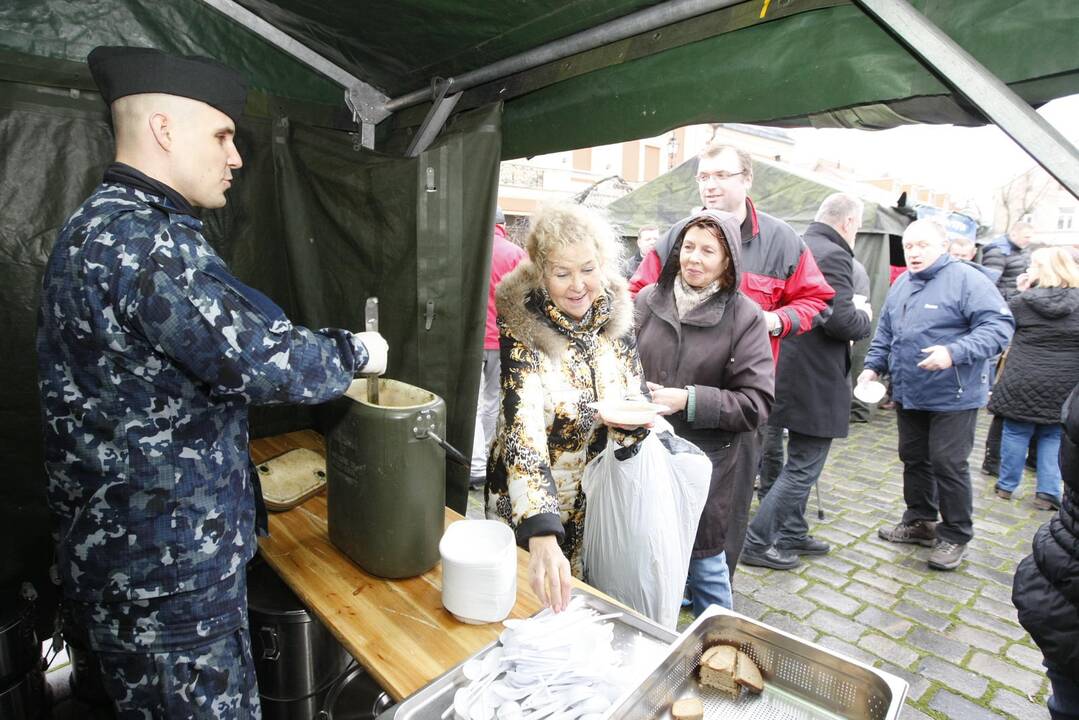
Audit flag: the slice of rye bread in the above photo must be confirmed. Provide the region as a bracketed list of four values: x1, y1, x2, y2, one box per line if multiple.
[734, 650, 764, 694]
[699, 645, 740, 697]
[671, 696, 704, 720]
[699, 645, 765, 697]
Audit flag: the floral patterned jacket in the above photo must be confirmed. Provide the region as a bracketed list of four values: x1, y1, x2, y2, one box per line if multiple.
[485, 261, 644, 574]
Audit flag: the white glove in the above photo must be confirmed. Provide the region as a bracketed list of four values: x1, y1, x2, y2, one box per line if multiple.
[355, 331, 388, 375]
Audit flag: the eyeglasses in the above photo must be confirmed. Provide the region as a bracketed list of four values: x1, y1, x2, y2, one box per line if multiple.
[695, 171, 745, 183]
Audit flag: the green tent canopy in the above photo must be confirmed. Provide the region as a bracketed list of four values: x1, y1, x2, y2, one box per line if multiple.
[2, 0, 1079, 157]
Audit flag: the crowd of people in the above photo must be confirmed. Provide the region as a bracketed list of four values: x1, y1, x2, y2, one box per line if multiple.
[475, 143, 1079, 719]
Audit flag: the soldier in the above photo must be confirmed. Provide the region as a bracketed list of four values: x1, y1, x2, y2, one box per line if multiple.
[36, 46, 387, 718]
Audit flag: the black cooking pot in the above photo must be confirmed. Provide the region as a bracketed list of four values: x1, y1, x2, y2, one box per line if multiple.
[318, 665, 393, 720]
[0, 593, 39, 688]
[0, 668, 45, 720]
[248, 559, 352, 720]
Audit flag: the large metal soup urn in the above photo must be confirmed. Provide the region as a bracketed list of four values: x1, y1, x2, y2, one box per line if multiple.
[327, 378, 446, 578]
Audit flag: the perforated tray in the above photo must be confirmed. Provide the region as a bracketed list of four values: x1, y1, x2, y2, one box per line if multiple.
[376, 588, 677, 719]
[610, 606, 908, 720]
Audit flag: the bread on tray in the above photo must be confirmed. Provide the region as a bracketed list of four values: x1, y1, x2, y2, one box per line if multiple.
[699, 644, 764, 697]
[671, 696, 704, 720]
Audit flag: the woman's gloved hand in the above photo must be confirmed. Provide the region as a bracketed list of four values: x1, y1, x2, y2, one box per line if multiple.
[527, 535, 572, 613]
[355, 331, 388, 375]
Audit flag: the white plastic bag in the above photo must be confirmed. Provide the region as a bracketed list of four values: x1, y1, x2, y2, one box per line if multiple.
[580, 418, 711, 628]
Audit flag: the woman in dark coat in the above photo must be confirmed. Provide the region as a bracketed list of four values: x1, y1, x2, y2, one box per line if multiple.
[635, 210, 774, 615]
[1013, 383, 1079, 719]
[989, 247, 1079, 510]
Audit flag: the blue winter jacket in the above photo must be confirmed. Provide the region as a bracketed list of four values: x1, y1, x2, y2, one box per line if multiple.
[864, 255, 1014, 412]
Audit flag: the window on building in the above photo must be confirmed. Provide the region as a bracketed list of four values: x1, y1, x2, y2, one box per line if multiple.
[1058, 208, 1075, 231]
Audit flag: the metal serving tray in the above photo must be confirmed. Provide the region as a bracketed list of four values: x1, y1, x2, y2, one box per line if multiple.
[610, 605, 909, 720]
[376, 588, 678, 720]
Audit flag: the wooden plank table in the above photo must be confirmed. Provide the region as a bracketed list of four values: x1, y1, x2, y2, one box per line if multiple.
[252, 430, 592, 703]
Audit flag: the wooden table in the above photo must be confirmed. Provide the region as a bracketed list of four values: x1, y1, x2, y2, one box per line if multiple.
[253, 430, 579, 702]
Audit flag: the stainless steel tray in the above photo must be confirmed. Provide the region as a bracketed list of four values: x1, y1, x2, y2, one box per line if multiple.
[376, 588, 678, 719]
[610, 605, 909, 720]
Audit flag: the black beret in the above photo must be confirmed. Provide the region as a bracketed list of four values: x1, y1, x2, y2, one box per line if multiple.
[88, 46, 248, 123]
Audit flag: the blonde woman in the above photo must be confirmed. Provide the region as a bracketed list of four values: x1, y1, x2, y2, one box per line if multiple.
[486, 204, 646, 611]
[989, 247, 1079, 509]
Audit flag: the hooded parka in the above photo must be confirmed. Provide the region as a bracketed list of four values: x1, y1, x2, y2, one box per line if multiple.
[485, 262, 643, 575]
[635, 210, 775, 563]
[988, 287, 1079, 424]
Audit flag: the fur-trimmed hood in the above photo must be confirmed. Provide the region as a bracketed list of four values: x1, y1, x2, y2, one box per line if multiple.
[495, 259, 634, 359]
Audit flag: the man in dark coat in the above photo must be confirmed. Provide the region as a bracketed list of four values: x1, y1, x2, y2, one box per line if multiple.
[1012, 384, 1079, 719]
[982, 222, 1035, 302]
[742, 194, 873, 569]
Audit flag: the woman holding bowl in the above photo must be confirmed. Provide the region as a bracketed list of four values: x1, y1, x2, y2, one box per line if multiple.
[486, 204, 648, 612]
[634, 209, 775, 614]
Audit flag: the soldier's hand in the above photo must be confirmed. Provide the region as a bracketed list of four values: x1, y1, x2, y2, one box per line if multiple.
[355, 331, 388, 375]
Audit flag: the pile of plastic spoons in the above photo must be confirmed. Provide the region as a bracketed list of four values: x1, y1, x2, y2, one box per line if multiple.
[442, 598, 628, 720]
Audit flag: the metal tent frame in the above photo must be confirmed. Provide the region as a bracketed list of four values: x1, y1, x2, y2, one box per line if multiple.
[198, 0, 1079, 198]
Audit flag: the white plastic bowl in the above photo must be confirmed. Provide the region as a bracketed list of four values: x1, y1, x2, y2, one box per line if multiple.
[853, 380, 887, 404]
[587, 399, 669, 426]
[440, 520, 517, 624]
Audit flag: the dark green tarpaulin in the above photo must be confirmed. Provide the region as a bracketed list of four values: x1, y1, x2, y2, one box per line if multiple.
[0, 80, 499, 606]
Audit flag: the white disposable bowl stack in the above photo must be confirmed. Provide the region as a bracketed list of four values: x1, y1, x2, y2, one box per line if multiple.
[440, 520, 518, 624]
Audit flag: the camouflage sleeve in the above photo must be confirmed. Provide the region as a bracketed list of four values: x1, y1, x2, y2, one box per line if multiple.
[120, 251, 369, 405]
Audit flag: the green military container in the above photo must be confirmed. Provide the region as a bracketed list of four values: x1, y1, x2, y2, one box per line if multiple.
[326, 378, 446, 578]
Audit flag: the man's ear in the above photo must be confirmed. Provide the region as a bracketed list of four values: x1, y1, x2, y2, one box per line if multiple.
[148, 111, 172, 152]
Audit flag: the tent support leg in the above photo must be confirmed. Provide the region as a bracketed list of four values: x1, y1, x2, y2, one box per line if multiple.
[853, 0, 1079, 199]
[406, 78, 462, 158]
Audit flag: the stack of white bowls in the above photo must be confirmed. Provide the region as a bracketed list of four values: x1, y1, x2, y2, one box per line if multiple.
[440, 520, 517, 624]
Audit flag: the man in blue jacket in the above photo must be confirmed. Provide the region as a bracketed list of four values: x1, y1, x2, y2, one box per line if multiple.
[860, 220, 1014, 570]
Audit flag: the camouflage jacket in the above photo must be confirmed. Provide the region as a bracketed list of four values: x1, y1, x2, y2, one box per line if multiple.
[38, 180, 369, 603]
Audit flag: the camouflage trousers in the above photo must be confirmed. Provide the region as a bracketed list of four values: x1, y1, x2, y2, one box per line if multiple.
[66, 570, 261, 719]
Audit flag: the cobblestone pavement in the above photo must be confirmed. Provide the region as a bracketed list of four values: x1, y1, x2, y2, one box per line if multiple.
[467, 407, 1055, 719]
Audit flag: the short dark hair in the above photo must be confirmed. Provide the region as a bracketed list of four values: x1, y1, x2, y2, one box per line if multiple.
[697, 143, 753, 183]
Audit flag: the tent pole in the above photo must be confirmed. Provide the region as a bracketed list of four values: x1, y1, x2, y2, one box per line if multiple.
[197, 0, 389, 147]
[853, 0, 1079, 200]
[383, 0, 745, 114]
[405, 78, 462, 157]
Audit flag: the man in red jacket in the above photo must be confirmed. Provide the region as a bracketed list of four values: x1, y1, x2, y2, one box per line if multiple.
[629, 143, 834, 361]
[470, 209, 527, 487]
